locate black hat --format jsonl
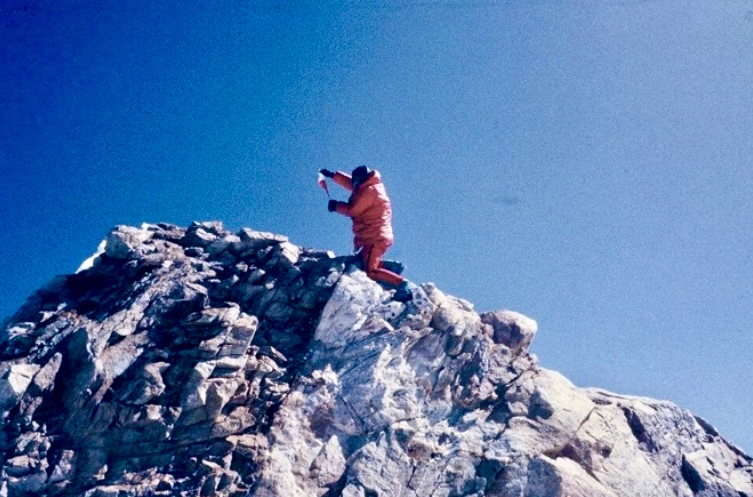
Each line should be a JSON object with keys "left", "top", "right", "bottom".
{"left": 352, "top": 165, "right": 371, "bottom": 181}
{"left": 351, "top": 165, "right": 372, "bottom": 188}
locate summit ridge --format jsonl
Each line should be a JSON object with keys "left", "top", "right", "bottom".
{"left": 1, "top": 222, "right": 751, "bottom": 496}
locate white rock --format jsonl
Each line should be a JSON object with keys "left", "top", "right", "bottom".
{"left": 0, "top": 364, "right": 40, "bottom": 410}
{"left": 104, "top": 225, "right": 153, "bottom": 259}
{"left": 315, "top": 271, "right": 393, "bottom": 349}
{"left": 76, "top": 239, "right": 107, "bottom": 273}
{"left": 310, "top": 435, "right": 347, "bottom": 487}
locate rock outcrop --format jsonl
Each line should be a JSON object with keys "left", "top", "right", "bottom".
{"left": 1, "top": 222, "right": 751, "bottom": 497}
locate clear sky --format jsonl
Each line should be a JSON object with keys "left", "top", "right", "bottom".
{"left": 2, "top": 0, "right": 752, "bottom": 452}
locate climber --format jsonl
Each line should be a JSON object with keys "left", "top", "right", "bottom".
{"left": 320, "top": 165, "right": 415, "bottom": 301}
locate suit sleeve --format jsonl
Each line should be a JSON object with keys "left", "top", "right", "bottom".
{"left": 332, "top": 171, "right": 353, "bottom": 191}
{"left": 335, "top": 189, "right": 373, "bottom": 218}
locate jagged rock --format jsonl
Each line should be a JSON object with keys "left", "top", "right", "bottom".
{"left": 0, "top": 364, "right": 39, "bottom": 411}
{"left": 104, "top": 225, "right": 155, "bottom": 259}
{"left": 480, "top": 309, "right": 537, "bottom": 355}
{"left": 1, "top": 222, "right": 751, "bottom": 497}
{"left": 181, "top": 227, "right": 218, "bottom": 249}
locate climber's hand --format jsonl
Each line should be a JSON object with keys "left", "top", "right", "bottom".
{"left": 328, "top": 200, "right": 339, "bottom": 212}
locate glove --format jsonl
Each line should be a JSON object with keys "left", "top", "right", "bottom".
{"left": 319, "top": 168, "right": 335, "bottom": 178}
{"left": 328, "top": 200, "right": 339, "bottom": 212}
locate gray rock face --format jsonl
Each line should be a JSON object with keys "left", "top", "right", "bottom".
{"left": 1, "top": 222, "right": 751, "bottom": 497}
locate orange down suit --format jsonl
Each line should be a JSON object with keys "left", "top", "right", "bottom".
{"left": 332, "top": 170, "right": 404, "bottom": 287}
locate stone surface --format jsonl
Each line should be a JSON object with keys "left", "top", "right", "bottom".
{"left": 1, "top": 222, "right": 750, "bottom": 497}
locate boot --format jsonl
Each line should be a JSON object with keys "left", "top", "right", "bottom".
{"left": 393, "top": 280, "right": 417, "bottom": 302}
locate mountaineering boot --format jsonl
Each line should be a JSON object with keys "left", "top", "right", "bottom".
{"left": 350, "top": 252, "right": 405, "bottom": 276}
{"left": 382, "top": 259, "right": 406, "bottom": 275}
{"left": 394, "top": 280, "right": 417, "bottom": 302}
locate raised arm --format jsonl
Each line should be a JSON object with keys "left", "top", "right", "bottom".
{"left": 332, "top": 171, "right": 354, "bottom": 191}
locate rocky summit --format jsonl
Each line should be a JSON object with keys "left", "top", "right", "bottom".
{"left": 1, "top": 222, "right": 751, "bottom": 497}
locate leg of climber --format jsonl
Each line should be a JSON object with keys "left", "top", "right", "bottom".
{"left": 361, "top": 242, "right": 403, "bottom": 287}
{"left": 361, "top": 243, "right": 416, "bottom": 302}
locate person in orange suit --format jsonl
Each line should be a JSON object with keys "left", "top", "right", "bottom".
{"left": 320, "top": 165, "right": 414, "bottom": 301}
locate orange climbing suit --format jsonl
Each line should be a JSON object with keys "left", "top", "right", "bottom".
{"left": 332, "top": 170, "right": 404, "bottom": 287}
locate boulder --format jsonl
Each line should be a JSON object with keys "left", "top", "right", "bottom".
{"left": 480, "top": 309, "right": 538, "bottom": 354}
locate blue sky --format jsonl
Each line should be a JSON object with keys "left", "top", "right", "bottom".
{"left": 2, "top": 1, "right": 752, "bottom": 452}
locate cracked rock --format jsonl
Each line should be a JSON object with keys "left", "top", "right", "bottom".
{"left": 0, "top": 222, "right": 750, "bottom": 497}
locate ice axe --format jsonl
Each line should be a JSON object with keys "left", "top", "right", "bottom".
{"left": 317, "top": 171, "right": 331, "bottom": 199}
